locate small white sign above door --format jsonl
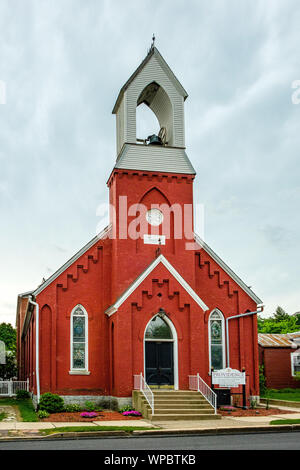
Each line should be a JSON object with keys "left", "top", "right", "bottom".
{"left": 144, "top": 234, "right": 166, "bottom": 245}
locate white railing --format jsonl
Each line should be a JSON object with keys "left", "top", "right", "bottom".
{"left": 133, "top": 373, "right": 154, "bottom": 415}
{"left": 189, "top": 373, "right": 217, "bottom": 414}
{"left": 0, "top": 379, "right": 29, "bottom": 397}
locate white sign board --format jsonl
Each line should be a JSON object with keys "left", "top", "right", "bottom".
{"left": 212, "top": 368, "right": 245, "bottom": 388}
{"left": 143, "top": 234, "right": 166, "bottom": 245}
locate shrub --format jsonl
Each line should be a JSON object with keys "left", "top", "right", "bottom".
{"left": 37, "top": 410, "right": 49, "bottom": 419}
{"left": 64, "top": 403, "right": 82, "bottom": 413}
{"left": 39, "top": 393, "right": 64, "bottom": 413}
{"left": 119, "top": 404, "right": 134, "bottom": 413}
{"left": 84, "top": 401, "right": 103, "bottom": 412}
{"left": 16, "top": 389, "right": 30, "bottom": 400}
{"left": 250, "top": 398, "right": 257, "bottom": 409}
{"left": 110, "top": 398, "right": 119, "bottom": 411}
{"left": 84, "top": 401, "right": 96, "bottom": 412}
{"left": 259, "top": 365, "right": 267, "bottom": 396}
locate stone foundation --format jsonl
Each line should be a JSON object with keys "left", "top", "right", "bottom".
{"left": 32, "top": 393, "right": 132, "bottom": 410}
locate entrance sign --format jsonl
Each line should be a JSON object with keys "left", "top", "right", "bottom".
{"left": 212, "top": 368, "right": 245, "bottom": 388}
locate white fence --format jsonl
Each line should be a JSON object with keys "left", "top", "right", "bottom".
{"left": 189, "top": 373, "right": 217, "bottom": 414}
{"left": 0, "top": 379, "right": 29, "bottom": 397}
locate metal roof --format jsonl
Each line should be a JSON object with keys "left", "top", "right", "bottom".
{"left": 115, "top": 143, "right": 196, "bottom": 175}
{"left": 112, "top": 46, "right": 188, "bottom": 114}
{"left": 258, "top": 332, "right": 300, "bottom": 348}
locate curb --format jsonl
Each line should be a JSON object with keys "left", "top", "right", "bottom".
{"left": 1, "top": 424, "right": 300, "bottom": 441}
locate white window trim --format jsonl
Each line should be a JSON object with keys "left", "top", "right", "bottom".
{"left": 291, "top": 350, "right": 300, "bottom": 377}
{"left": 208, "top": 308, "right": 226, "bottom": 372}
{"left": 69, "top": 304, "right": 89, "bottom": 375}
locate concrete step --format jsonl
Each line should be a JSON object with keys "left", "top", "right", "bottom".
{"left": 150, "top": 413, "right": 221, "bottom": 421}
{"left": 153, "top": 408, "right": 215, "bottom": 415}
{"left": 155, "top": 404, "right": 212, "bottom": 410}
{"left": 133, "top": 390, "right": 218, "bottom": 421}
{"left": 154, "top": 398, "right": 208, "bottom": 405}
{"left": 152, "top": 390, "right": 201, "bottom": 397}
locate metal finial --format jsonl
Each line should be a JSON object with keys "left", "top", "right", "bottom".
{"left": 151, "top": 34, "right": 155, "bottom": 49}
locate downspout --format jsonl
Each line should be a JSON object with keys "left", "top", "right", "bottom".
{"left": 226, "top": 306, "right": 264, "bottom": 368}
{"left": 28, "top": 296, "right": 40, "bottom": 405}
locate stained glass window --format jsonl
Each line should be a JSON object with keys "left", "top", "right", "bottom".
{"left": 71, "top": 306, "right": 87, "bottom": 370}
{"left": 210, "top": 310, "right": 224, "bottom": 370}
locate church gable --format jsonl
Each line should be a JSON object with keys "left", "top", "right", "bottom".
{"left": 105, "top": 254, "right": 208, "bottom": 316}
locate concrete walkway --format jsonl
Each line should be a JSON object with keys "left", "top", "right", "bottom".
{"left": 0, "top": 405, "right": 300, "bottom": 439}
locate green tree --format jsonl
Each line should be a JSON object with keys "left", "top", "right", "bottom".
{"left": 258, "top": 306, "right": 300, "bottom": 334}
{"left": 273, "top": 306, "right": 289, "bottom": 322}
{"left": 0, "top": 323, "right": 17, "bottom": 379}
{"left": 0, "top": 323, "right": 16, "bottom": 353}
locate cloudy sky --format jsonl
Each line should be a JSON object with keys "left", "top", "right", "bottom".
{"left": 0, "top": 0, "right": 299, "bottom": 325}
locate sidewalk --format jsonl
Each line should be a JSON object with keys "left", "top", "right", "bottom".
{"left": 0, "top": 405, "right": 300, "bottom": 440}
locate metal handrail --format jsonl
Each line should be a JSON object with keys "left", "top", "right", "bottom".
{"left": 134, "top": 373, "right": 154, "bottom": 415}
{"left": 189, "top": 374, "right": 217, "bottom": 414}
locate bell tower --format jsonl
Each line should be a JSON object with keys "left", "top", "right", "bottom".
{"left": 112, "top": 45, "right": 195, "bottom": 174}
{"left": 108, "top": 45, "right": 197, "bottom": 301}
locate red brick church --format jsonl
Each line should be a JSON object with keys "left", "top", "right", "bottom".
{"left": 16, "top": 45, "right": 263, "bottom": 409}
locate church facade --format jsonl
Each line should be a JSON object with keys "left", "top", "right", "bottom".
{"left": 16, "top": 46, "right": 263, "bottom": 407}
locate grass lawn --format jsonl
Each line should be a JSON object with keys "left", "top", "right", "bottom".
{"left": 270, "top": 419, "right": 300, "bottom": 425}
{"left": 0, "top": 412, "right": 7, "bottom": 421}
{"left": 40, "top": 425, "right": 154, "bottom": 436}
{"left": 0, "top": 398, "right": 38, "bottom": 422}
{"left": 262, "top": 388, "right": 300, "bottom": 402}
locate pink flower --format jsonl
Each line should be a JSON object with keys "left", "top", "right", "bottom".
{"left": 80, "top": 412, "right": 98, "bottom": 418}
{"left": 122, "top": 410, "right": 142, "bottom": 416}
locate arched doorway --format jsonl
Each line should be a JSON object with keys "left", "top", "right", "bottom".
{"left": 144, "top": 314, "right": 178, "bottom": 389}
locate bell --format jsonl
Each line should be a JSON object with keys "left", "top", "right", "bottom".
{"left": 147, "top": 134, "right": 162, "bottom": 145}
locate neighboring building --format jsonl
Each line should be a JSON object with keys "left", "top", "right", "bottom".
{"left": 258, "top": 332, "right": 300, "bottom": 389}
{"left": 16, "top": 45, "right": 263, "bottom": 408}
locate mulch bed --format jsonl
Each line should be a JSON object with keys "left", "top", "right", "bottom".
{"left": 218, "top": 407, "right": 298, "bottom": 417}
{"left": 41, "top": 411, "right": 142, "bottom": 422}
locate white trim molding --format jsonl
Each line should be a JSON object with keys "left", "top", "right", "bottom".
{"left": 30, "top": 225, "right": 111, "bottom": 297}
{"left": 291, "top": 350, "right": 300, "bottom": 377}
{"left": 194, "top": 233, "right": 263, "bottom": 305}
{"left": 105, "top": 254, "right": 209, "bottom": 316}
{"left": 70, "top": 304, "right": 89, "bottom": 374}
{"left": 144, "top": 313, "right": 179, "bottom": 390}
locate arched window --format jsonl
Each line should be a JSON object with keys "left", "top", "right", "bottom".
{"left": 209, "top": 309, "right": 225, "bottom": 371}
{"left": 70, "top": 305, "right": 88, "bottom": 371}
{"left": 145, "top": 315, "right": 173, "bottom": 340}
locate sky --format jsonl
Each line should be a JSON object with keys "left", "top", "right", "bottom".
{"left": 0, "top": 0, "right": 299, "bottom": 325}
